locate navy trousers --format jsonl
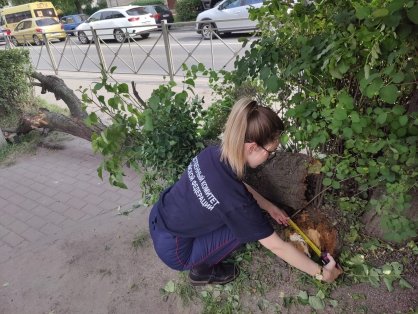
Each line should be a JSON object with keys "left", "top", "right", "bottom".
{"left": 149, "top": 204, "right": 242, "bottom": 271}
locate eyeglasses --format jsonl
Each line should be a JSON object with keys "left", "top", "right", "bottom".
{"left": 260, "top": 145, "right": 277, "bottom": 159}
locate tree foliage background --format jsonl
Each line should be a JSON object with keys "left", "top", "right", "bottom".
{"left": 233, "top": 0, "right": 418, "bottom": 242}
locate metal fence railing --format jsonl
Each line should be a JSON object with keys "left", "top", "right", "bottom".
{"left": 2, "top": 19, "right": 258, "bottom": 80}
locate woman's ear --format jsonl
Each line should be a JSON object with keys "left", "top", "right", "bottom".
{"left": 244, "top": 142, "right": 258, "bottom": 154}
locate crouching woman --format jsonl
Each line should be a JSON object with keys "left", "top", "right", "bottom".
{"left": 149, "top": 97, "right": 342, "bottom": 285}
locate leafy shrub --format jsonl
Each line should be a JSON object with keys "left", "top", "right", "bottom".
{"left": 175, "top": 0, "right": 203, "bottom": 21}
{"left": 83, "top": 67, "right": 205, "bottom": 204}
{"left": 0, "top": 49, "right": 31, "bottom": 114}
{"left": 232, "top": 0, "right": 418, "bottom": 242}
{"left": 130, "top": 0, "right": 165, "bottom": 6}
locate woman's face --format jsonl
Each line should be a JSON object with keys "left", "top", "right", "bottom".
{"left": 245, "top": 139, "right": 279, "bottom": 168}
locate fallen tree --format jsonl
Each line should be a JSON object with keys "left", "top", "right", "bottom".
{"left": 7, "top": 72, "right": 104, "bottom": 141}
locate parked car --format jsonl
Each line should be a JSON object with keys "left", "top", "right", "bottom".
{"left": 60, "top": 14, "right": 88, "bottom": 35}
{"left": 196, "top": 0, "right": 264, "bottom": 39}
{"left": 142, "top": 4, "right": 174, "bottom": 28}
{"left": 9, "top": 17, "right": 66, "bottom": 46}
{"left": 0, "top": 26, "right": 10, "bottom": 45}
{"left": 75, "top": 6, "right": 157, "bottom": 44}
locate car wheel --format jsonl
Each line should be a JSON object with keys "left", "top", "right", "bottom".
{"left": 33, "top": 35, "right": 43, "bottom": 46}
{"left": 200, "top": 22, "right": 217, "bottom": 40}
{"left": 114, "top": 29, "right": 126, "bottom": 43}
{"left": 10, "top": 36, "right": 19, "bottom": 46}
{"left": 140, "top": 33, "right": 150, "bottom": 39}
{"left": 78, "top": 31, "right": 89, "bottom": 44}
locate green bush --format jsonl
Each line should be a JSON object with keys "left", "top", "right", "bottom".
{"left": 0, "top": 49, "right": 31, "bottom": 114}
{"left": 130, "top": 0, "right": 165, "bottom": 6}
{"left": 83, "top": 68, "right": 205, "bottom": 204}
{"left": 232, "top": 0, "right": 418, "bottom": 242}
{"left": 175, "top": 0, "right": 203, "bottom": 21}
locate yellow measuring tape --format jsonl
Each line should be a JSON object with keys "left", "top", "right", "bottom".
{"left": 287, "top": 218, "right": 321, "bottom": 257}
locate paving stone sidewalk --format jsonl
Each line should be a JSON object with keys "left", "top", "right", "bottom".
{"left": 0, "top": 136, "right": 141, "bottom": 264}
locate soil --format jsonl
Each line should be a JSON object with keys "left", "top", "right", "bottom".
{"left": 0, "top": 142, "right": 417, "bottom": 314}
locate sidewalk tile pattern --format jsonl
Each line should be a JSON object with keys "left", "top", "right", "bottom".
{"left": 0, "top": 137, "right": 141, "bottom": 264}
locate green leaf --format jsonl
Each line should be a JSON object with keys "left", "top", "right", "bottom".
{"left": 377, "top": 112, "right": 388, "bottom": 124}
{"left": 383, "top": 277, "right": 394, "bottom": 292}
{"left": 197, "top": 63, "right": 205, "bottom": 72}
{"left": 382, "top": 264, "right": 392, "bottom": 275}
{"left": 329, "top": 63, "right": 343, "bottom": 79}
{"left": 329, "top": 299, "right": 339, "bottom": 307}
{"left": 97, "top": 166, "right": 103, "bottom": 180}
{"left": 366, "top": 78, "right": 384, "bottom": 98}
{"left": 398, "top": 115, "right": 408, "bottom": 126}
{"left": 316, "top": 290, "right": 326, "bottom": 299}
{"left": 118, "top": 83, "right": 129, "bottom": 94}
{"left": 297, "top": 290, "right": 309, "bottom": 304}
{"left": 364, "top": 64, "right": 370, "bottom": 80}
{"left": 380, "top": 85, "right": 399, "bottom": 104}
{"left": 332, "top": 180, "right": 341, "bottom": 189}
{"left": 391, "top": 262, "right": 403, "bottom": 276}
{"left": 338, "top": 93, "right": 354, "bottom": 109}
{"left": 260, "top": 66, "right": 271, "bottom": 81}
{"left": 391, "top": 72, "right": 404, "bottom": 84}
{"left": 184, "top": 78, "right": 195, "bottom": 87}
{"left": 266, "top": 76, "right": 281, "bottom": 93}
{"left": 94, "top": 83, "right": 103, "bottom": 91}
{"left": 164, "top": 280, "right": 175, "bottom": 293}
{"left": 309, "top": 296, "right": 325, "bottom": 310}
{"left": 323, "top": 178, "right": 332, "bottom": 186}
{"left": 352, "top": 122, "right": 363, "bottom": 134}
{"left": 354, "top": 4, "right": 371, "bottom": 19}
{"left": 407, "top": 4, "right": 418, "bottom": 24}
{"left": 351, "top": 112, "right": 360, "bottom": 123}
{"left": 143, "top": 110, "right": 154, "bottom": 132}
{"left": 399, "top": 278, "right": 413, "bottom": 289}
{"left": 334, "top": 107, "right": 347, "bottom": 120}
{"left": 372, "top": 8, "right": 389, "bottom": 18}
{"left": 369, "top": 269, "right": 380, "bottom": 287}
{"left": 337, "top": 62, "right": 350, "bottom": 74}
{"left": 343, "top": 127, "right": 353, "bottom": 138}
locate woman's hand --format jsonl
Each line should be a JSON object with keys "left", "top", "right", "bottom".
{"left": 322, "top": 254, "right": 343, "bottom": 283}
{"left": 268, "top": 205, "right": 289, "bottom": 226}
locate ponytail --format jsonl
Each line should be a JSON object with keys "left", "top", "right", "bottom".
{"left": 221, "top": 98, "right": 284, "bottom": 179}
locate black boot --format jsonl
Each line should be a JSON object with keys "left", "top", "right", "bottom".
{"left": 189, "top": 263, "right": 239, "bottom": 286}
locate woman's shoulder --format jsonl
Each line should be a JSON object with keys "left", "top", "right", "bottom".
{"left": 199, "top": 145, "right": 221, "bottom": 158}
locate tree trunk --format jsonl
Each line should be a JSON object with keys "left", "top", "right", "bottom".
{"left": 245, "top": 152, "right": 341, "bottom": 257}
{"left": 245, "top": 151, "right": 314, "bottom": 214}
{"left": 10, "top": 72, "right": 105, "bottom": 141}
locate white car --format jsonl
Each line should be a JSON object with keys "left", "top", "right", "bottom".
{"left": 196, "top": 0, "right": 264, "bottom": 39}
{"left": 76, "top": 6, "right": 157, "bottom": 44}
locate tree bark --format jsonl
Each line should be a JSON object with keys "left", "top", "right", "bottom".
{"left": 31, "top": 72, "right": 87, "bottom": 119}
{"left": 10, "top": 72, "right": 105, "bottom": 141}
{"left": 245, "top": 151, "right": 314, "bottom": 214}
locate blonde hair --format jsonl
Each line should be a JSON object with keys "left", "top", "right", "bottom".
{"left": 221, "top": 97, "right": 284, "bottom": 179}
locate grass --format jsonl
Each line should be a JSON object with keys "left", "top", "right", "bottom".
{"left": 0, "top": 97, "right": 72, "bottom": 167}
{"left": 160, "top": 242, "right": 297, "bottom": 313}
{"left": 0, "top": 132, "right": 41, "bottom": 167}
{"left": 132, "top": 231, "right": 150, "bottom": 249}
{"left": 34, "top": 96, "right": 70, "bottom": 116}
{"left": 157, "top": 218, "right": 418, "bottom": 314}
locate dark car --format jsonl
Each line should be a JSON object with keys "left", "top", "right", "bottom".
{"left": 142, "top": 5, "right": 174, "bottom": 28}
{"left": 60, "top": 14, "right": 88, "bottom": 34}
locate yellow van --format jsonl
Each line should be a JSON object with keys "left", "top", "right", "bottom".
{"left": 0, "top": 2, "right": 58, "bottom": 31}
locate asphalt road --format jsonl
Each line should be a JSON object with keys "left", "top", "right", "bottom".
{"left": 21, "top": 28, "right": 257, "bottom": 77}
